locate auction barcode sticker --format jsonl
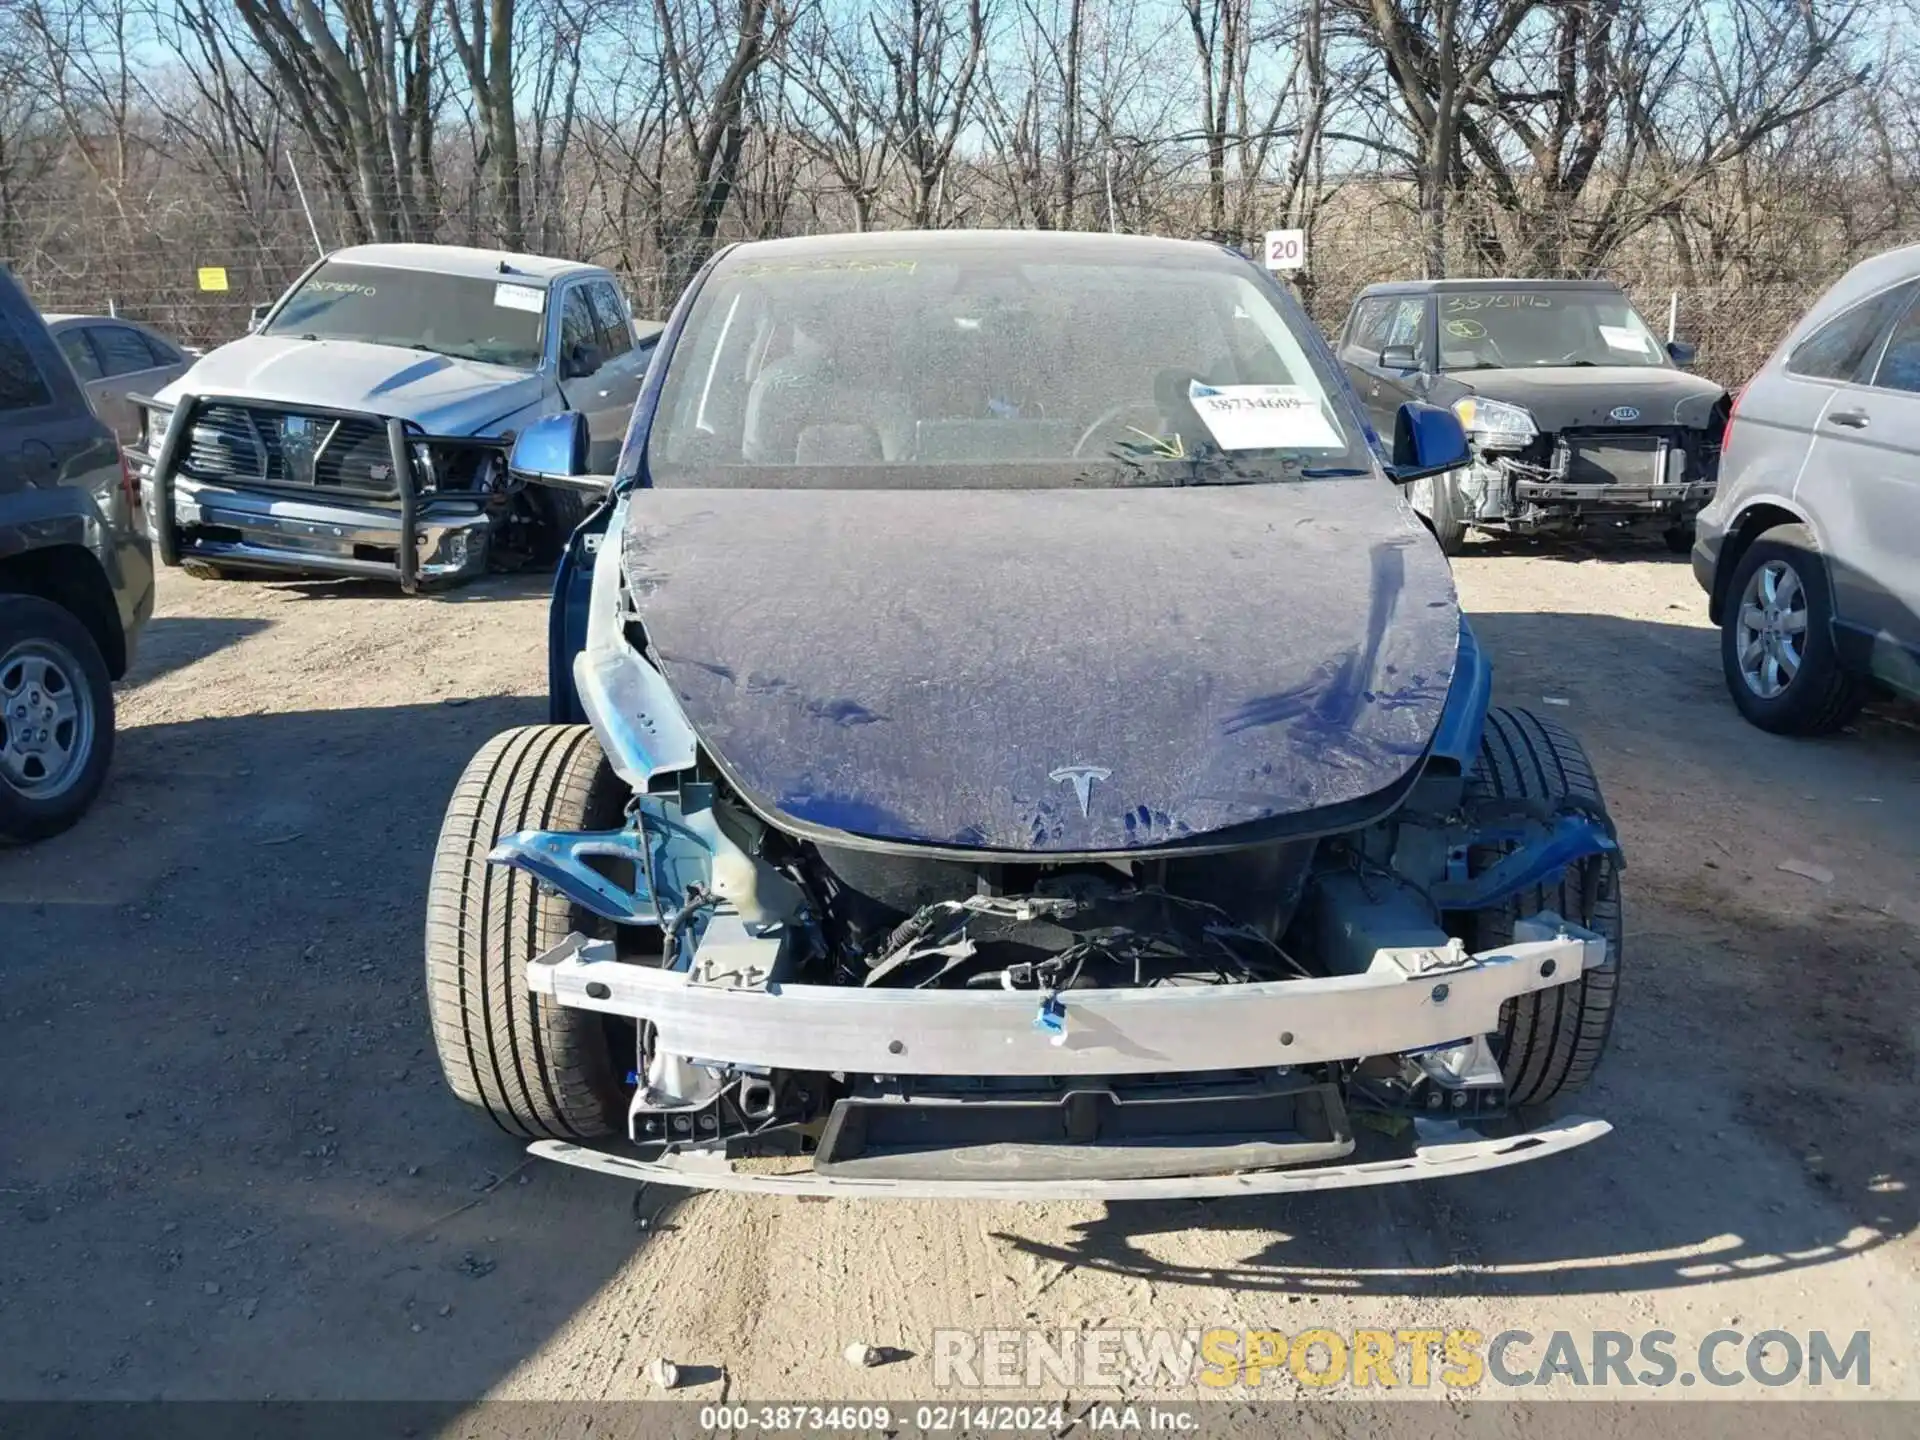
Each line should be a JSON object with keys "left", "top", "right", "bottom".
{"left": 1188, "top": 381, "right": 1342, "bottom": 450}
{"left": 494, "top": 282, "right": 545, "bottom": 313}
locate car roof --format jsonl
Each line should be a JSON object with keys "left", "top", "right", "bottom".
{"left": 324, "top": 243, "right": 602, "bottom": 285}
{"left": 718, "top": 228, "right": 1239, "bottom": 267}
{"left": 42, "top": 313, "right": 160, "bottom": 329}
{"left": 1791, "top": 242, "right": 1920, "bottom": 334}
{"left": 1356, "top": 277, "right": 1628, "bottom": 299}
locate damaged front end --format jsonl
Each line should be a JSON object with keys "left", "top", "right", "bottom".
{"left": 1443, "top": 393, "right": 1727, "bottom": 539}
{"left": 131, "top": 397, "right": 568, "bottom": 591}
{"left": 489, "top": 500, "right": 1622, "bottom": 1198}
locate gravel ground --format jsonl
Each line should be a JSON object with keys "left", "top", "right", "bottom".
{"left": 2, "top": 541, "right": 1917, "bottom": 1413}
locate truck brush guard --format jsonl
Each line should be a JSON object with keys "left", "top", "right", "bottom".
{"left": 128, "top": 392, "right": 511, "bottom": 593}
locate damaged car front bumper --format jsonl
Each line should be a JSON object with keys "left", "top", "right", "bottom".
{"left": 129, "top": 394, "right": 504, "bottom": 591}
{"left": 1457, "top": 430, "right": 1717, "bottom": 533}
{"left": 517, "top": 915, "right": 1610, "bottom": 1198}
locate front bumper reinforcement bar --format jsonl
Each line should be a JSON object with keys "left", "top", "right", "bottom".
{"left": 527, "top": 1116, "right": 1611, "bottom": 1199}
{"left": 526, "top": 915, "right": 1607, "bottom": 1078}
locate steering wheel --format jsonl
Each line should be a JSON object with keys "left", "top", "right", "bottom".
{"left": 1072, "top": 400, "right": 1168, "bottom": 459}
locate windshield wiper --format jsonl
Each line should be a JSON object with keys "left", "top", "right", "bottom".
{"left": 1299, "top": 466, "right": 1373, "bottom": 477}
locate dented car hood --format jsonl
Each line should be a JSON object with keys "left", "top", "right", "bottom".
{"left": 621, "top": 481, "right": 1460, "bottom": 853}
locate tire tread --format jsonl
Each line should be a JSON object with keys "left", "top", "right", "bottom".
{"left": 1469, "top": 706, "right": 1623, "bottom": 1106}
{"left": 424, "top": 724, "right": 625, "bottom": 1138}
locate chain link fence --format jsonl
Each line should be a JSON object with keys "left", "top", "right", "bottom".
{"left": 3, "top": 175, "right": 1839, "bottom": 390}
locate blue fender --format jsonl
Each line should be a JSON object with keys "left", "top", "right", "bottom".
{"left": 547, "top": 504, "right": 610, "bottom": 724}
{"left": 1427, "top": 618, "right": 1492, "bottom": 774}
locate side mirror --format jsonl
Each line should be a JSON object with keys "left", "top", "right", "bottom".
{"left": 561, "top": 342, "right": 603, "bottom": 380}
{"left": 1387, "top": 401, "right": 1470, "bottom": 483}
{"left": 1378, "top": 342, "right": 1420, "bottom": 372}
{"left": 1666, "top": 340, "right": 1697, "bottom": 368}
{"left": 247, "top": 302, "right": 272, "bottom": 334}
{"left": 508, "top": 412, "right": 612, "bottom": 494}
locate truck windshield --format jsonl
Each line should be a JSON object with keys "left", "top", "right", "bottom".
{"left": 643, "top": 237, "right": 1371, "bottom": 490}
{"left": 1437, "top": 290, "right": 1667, "bottom": 371}
{"left": 263, "top": 262, "right": 546, "bottom": 369}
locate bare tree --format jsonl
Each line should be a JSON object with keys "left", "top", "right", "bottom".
{"left": 654, "top": 0, "right": 790, "bottom": 294}
{"left": 1342, "top": 0, "right": 1539, "bottom": 275}
{"left": 784, "top": 3, "right": 896, "bottom": 229}
{"left": 445, "top": 0, "right": 522, "bottom": 247}
{"left": 227, "top": 0, "right": 442, "bottom": 242}
{"left": 871, "top": 0, "right": 989, "bottom": 227}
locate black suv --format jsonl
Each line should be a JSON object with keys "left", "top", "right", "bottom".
{"left": 0, "top": 266, "right": 154, "bottom": 843}
{"left": 1336, "top": 279, "right": 1729, "bottom": 553}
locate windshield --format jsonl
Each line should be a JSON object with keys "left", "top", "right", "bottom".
{"left": 263, "top": 261, "right": 546, "bottom": 369}
{"left": 1437, "top": 290, "right": 1667, "bottom": 371}
{"left": 642, "top": 240, "right": 1370, "bottom": 489}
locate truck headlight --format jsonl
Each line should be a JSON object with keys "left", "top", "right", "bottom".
{"left": 1451, "top": 397, "right": 1537, "bottom": 450}
{"left": 142, "top": 404, "right": 174, "bottom": 456}
{"left": 411, "top": 442, "right": 438, "bottom": 489}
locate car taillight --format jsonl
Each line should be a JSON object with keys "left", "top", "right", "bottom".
{"left": 1720, "top": 384, "right": 1745, "bottom": 452}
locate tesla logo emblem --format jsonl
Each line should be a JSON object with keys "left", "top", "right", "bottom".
{"left": 1608, "top": 406, "right": 1640, "bottom": 422}
{"left": 1049, "top": 765, "right": 1111, "bottom": 817}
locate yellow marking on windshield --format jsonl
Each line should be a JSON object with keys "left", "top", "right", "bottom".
{"left": 1125, "top": 426, "right": 1185, "bottom": 459}
{"left": 735, "top": 258, "right": 920, "bottom": 278}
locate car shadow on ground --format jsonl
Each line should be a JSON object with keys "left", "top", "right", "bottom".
{"left": 272, "top": 571, "right": 557, "bottom": 604}
{"left": 992, "top": 900, "right": 1915, "bottom": 1299}
{"left": 0, "top": 696, "right": 667, "bottom": 1400}
{"left": 1458, "top": 531, "right": 1692, "bottom": 564}
{"left": 123, "top": 616, "right": 272, "bottom": 685}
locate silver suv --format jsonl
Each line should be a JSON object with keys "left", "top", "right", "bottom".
{"left": 1693, "top": 244, "right": 1920, "bottom": 733}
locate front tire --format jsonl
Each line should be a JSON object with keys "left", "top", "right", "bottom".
{"left": 0, "top": 595, "right": 116, "bottom": 846}
{"left": 424, "top": 724, "right": 629, "bottom": 1138}
{"left": 534, "top": 488, "right": 592, "bottom": 565}
{"left": 1719, "top": 524, "right": 1864, "bottom": 736}
{"left": 1466, "top": 707, "right": 1624, "bottom": 1106}
{"left": 1414, "top": 472, "right": 1470, "bottom": 555}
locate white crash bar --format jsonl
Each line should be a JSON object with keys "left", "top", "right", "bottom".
{"left": 526, "top": 917, "right": 1606, "bottom": 1077}
{"left": 529, "top": 1117, "right": 1612, "bottom": 1200}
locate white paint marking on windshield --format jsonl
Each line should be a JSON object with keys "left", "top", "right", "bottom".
{"left": 696, "top": 292, "right": 743, "bottom": 435}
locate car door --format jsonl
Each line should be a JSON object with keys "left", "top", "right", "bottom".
{"left": 80, "top": 323, "right": 188, "bottom": 446}
{"left": 55, "top": 325, "right": 107, "bottom": 408}
{"left": 1338, "top": 294, "right": 1427, "bottom": 436}
{"left": 554, "top": 281, "right": 623, "bottom": 471}
{"left": 583, "top": 279, "right": 648, "bottom": 463}
{"left": 1798, "top": 282, "right": 1920, "bottom": 672}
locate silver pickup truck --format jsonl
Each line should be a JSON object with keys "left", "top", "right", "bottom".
{"left": 130, "top": 243, "right": 656, "bottom": 590}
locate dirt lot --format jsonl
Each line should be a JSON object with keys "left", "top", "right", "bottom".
{"left": 3, "top": 541, "right": 1918, "bottom": 1412}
